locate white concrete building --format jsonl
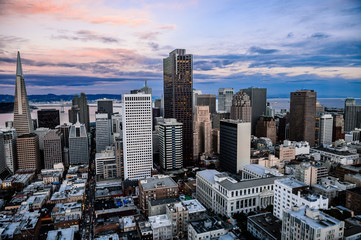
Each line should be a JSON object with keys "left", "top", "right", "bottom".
{"left": 148, "top": 214, "right": 172, "bottom": 240}
{"left": 196, "top": 170, "right": 280, "bottom": 216}
{"left": 188, "top": 216, "right": 230, "bottom": 240}
{"left": 282, "top": 206, "right": 344, "bottom": 240}
{"left": 96, "top": 113, "right": 111, "bottom": 153}
{"left": 310, "top": 147, "right": 358, "bottom": 165}
{"left": 95, "top": 146, "right": 120, "bottom": 180}
{"left": 122, "top": 93, "right": 153, "bottom": 180}
{"left": 319, "top": 114, "right": 333, "bottom": 145}
{"left": 274, "top": 177, "right": 329, "bottom": 220}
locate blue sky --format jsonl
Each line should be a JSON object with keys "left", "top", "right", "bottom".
{"left": 0, "top": 0, "right": 360, "bottom": 98}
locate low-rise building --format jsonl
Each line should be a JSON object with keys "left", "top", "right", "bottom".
{"left": 282, "top": 206, "right": 344, "bottom": 240}
{"left": 242, "top": 164, "right": 283, "bottom": 180}
{"left": 148, "top": 214, "right": 172, "bottom": 240}
{"left": 346, "top": 187, "right": 361, "bottom": 215}
{"left": 247, "top": 212, "right": 282, "bottom": 240}
{"left": 137, "top": 221, "right": 153, "bottom": 240}
{"left": 188, "top": 216, "right": 231, "bottom": 240}
{"left": 196, "top": 170, "right": 280, "bottom": 216}
{"left": 311, "top": 147, "right": 359, "bottom": 165}
{"left": 51, "top": 202, "right": 82, "bottom": 221}
{"left": 294, "top": 163, "right": 328, "bottom": 186}
{"left": 47, "top": 228, "right": 75, "bottom": 240}
{"left": 121, "top": 216, "right": 136, "bottom": 232}
{"left": 344, "top": 174, "right": 361, "bottom": 187}
{"left": 148, "top": 198, "right": 180, "bottom": 216}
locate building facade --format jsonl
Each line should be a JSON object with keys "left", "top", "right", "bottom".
{"left": 344, "top": 98, "right": 361, "bottom": 132}
{"left": 220, "top": 120, "right": 251, "bottom": 173}
{"left": 242, "top": 87, "right": 267, "bottom": 134}
{"left": 122, "top": 93, "right": 153, "bottom": 180}
{"left": 1, "top": 128, "right": 17, "bottom": 173}
{"left": 163, "top": 49, "right": 193, "bottom": 167}
{"left": 96, "top": 113, "right": 111, "bottom": 153}
{"left": 255, "top": 116, "right": 277, "bottom": 144}
{"left": 158, "top": 118, "right": 183, "bottom": 171}
{"left": 68, "top": 93, "right": 90, "bottom": 132}
{"left": 230, "top": 90, "right": 252, "bottom": 122}
{"left": 43, "top": 130, "right": 63, "bottom": 169}
{"left": 97, "top": 99, "right": 113, "bottom": 119}
{"left": 319, "top": 114, "right": 333, "bottom": 145}
{"left": 37, "top": 109, "right": 60, "bottom": 129}
{"left": 69, "top": 121, "right": 88, "bottom": 165}
{"left": 193, "top": 106, "right": 212, "bottom": 162}
{"left": 218, "top": 88, "right": 234, "bottom": 113}
{"left": 13, "top": 52, "right": 33, "bottom": 136}
{"left": 95, "top": 146, "right": 121, "bottom": 180}
{"left": 289, "top": 90, "right": 317, "bottom": 146}
{"left": 197, "top": 94, "right": 216, "bottom": 114}
{"left": 16, "top": 133, "right": 41, "bottom": 170}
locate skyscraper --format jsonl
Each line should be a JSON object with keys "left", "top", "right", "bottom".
{"left": 97, "top": 99, "right": 113, "bottom": 119}
{"left": 159, "top": 119, "right": 183, "bottom": 171}
{"left": 163, "top": 49, "right": 193, "bottom": 167}
{"left": 332, "top": 114, "right": 344, "bottom": 142}
{"left": 16, "top": 133, "right": 41, "bottom": 170}
{"left": 255, "top": 116, "right": 277, "bottom": 144}
{"left": 242, "top": 87, "right": 267, "bottom": 134}
{"left": 37, "top": 109, "right": 60, "bottom": 129}
{"left": 193, "top": 106, "right": 212, "bottom": 162}
{"left": 96, "top": 113, "right": 111, "bottom": 153}
{"left": 1, "top": 128, "right": 17, "bottom": 174}
{"left": 122, "top": 93, "right": 153, "bottom": 180}
{"left": 218, "top": 88, "right": 234, "bottom": 113}
{"left": 344, "top": 98, "right": 361, "bottom": 132}
{"left": 289, "top": 90, "right": 317, "bottom": 146}
{"left": 0, "top": 131, "right": 7, "bottom": 175}
{"left": 319, "top": 114, "right": 333, "bottom": 145}
{"left": 197, "top": 94, "right": 217, "bottom": 114}
{"left": 69, "top": 119, "right": 88, "bottom": 165}
{"left": 43, "top": 130, "right": 63, "bottom": 169}
{"left": 230, "top": 90, "right": 252, "bottom": 122}
{"left": 69, "top": 93, "right": 90, "bottom": 131}
{"left": 13, "top": 52, "right": 33, "bottom": 136}
{"left": 220, "top": 120, "right": 251, "bottom": 173}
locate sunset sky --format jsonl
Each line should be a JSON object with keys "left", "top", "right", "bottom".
{"left": 0, "top": 0, "right": 360, "bottom": 97}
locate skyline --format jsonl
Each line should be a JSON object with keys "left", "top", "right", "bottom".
{"left": 0, "top": 0, "right": 360, "bottom": 97}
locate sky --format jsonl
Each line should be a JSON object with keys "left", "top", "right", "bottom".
{"left": 0, "top": 0, "right": 360, "bottom": 98}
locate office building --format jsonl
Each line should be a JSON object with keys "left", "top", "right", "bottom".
{"left": 332, "top": 113, "right": 345, "bottom": 142}
{"left": 37, "top": 109, "right": 60, "bottom": 129}
{"left": 230, "top": 90, "right": 252, "bottom": 122}
{"left": 196, "top": 170, "right": 280, "bottom": 216}
{"left": 319, "top": 114, "right": 333, "bottom": 145}
{"left": 69, "top": 120, "right": 88, "bottom": 165}
{"left": 97, "top": 99, "right": 113, "bottom": 119}
{"left": 193, "top": 90, "right": 202, "bottom": 112}
{"left": 282, "top": 206, "right": 344, "bottom": 240}
{"left": 122, "top": 93, "right": 153, "bottom": 180}
{"left": 158, "top": 118, "right": 183, "bottom": 171}
{"left": 197, "top": 94, "right": 216, "bottom": 114}
{"left": 56, "top": 124, "right": 70, "bottom": 148}
{"left": 163, "top": 49, "right": 193, "bottom": 167}
{"left": 218, "top": 88, "right": 234, "bottom": 113}
{"left": 96, "top": 113, "right": 111, "bottom": 153}
{"left": 220, "top": 120, "right": 251, "bottom": 173}
{"left": 16, "top": 133, "right": 41, "bottom": 170}
{"left": 255, "top": 116, "right": 277, "bottom": 144}
{"left": 289, "top": 90, "right": 317, "bottom": 146}
{"left": 294, "top": 163, "right": 328, "bottom": 186}
{"left": 273, "top": 178, "right": 328, "bottom": 220}
{"left": 242, "top": 87, "right": 267, "bottom": 134}
{"left": 344, "top": 98, "right": 361, "bottom": 132}
{"left": 139, "top": 175, "right": 178, "bottom": 214}
{"left": 114, "top": 137, "right": 124, "bottom": 180}
{"left": 13, "top": 52, "right": 33, "bottom": 136}
{"left": 68, "top": 93, "right": 90, "bottom": 132}
{"left": 141, "top": 80, "right": 152, "bottom": 95}
{"left": 0, "top": 131, "right": 7, "bottom": 175}
{"left": 95, "top": 146, "right": 121, "bottom": 180}
{"left": 1, "top": 128, "right": 17, "bottom": 173}
{"left": 193, "top": 106, "right": 212, "bottom": 162}
{"left": 34, "top": 127, "right": 50, "bottom": 151}
{"left": 43, "top": 130, "right": 63, "bottom": 169}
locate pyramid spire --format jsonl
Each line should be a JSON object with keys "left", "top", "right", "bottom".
{"left": 16, "top": 51, "right": 23, "bottom": 77}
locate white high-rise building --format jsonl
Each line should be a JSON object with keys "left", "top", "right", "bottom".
{"left": 0, "top": 128, "right": 17, "bottom": 174}
{"left": 69, "top": 119, "right": 88, "bottom": 165}
{"left": 96, "top": 113, "right": 111, "bottom": 152}
{"left": 122, "top": 93, "right": 153, "bottom": 180}
{"left": 320, "top": 114, "right": 333, "bottom": 145}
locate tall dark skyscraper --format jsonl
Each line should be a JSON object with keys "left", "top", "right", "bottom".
{"left": 13, "top": 52, "right": 33, "bottom": 136}
{"left": 344, "top": 98, "right": 361, "bottom": 132}
{"left": 97, "top": 99, "right": 113, "bottom": 119}
{"left": 163, "top": 49, "right": 193, "bottom": 167}
{"left": 289, "top": 90, "right": 317, "bottom": 146}
{"left": 37, "top": 109, "right": 60, "bottom": 129}
{"left": 197, "top": 94, "right": 217, "bottom": 114}
{"left": 69, "top": 93, "right": 90, "bottom": 131}
{"left": 242, "top": 87, "right": 267, "bottom": 134}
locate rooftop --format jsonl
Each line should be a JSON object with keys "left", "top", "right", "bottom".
{"left": 189, "top": 216, "right": 230, "bottom": 234}
{"left": 182, "top": 199, "right": 206, "bottom": 214}
{"left": 47, "top": 228, "right": 75, "bottom": 240}
{"left": 140, "top": 175, "right": 177, "bottom": 190}
{"left": 149, "top": 197, "right": 179, "bottom": 207}
{"left": 148, "top": 214, "right": 171, "bottom": 229}
{"left": 276, "top": 177, "right": 308, "bottom": 189}
{"left": 94, "top": 233, "right": 120, "bottom": 240}
{"left": 248, "top": 212, "right": 282, "bottom": 240}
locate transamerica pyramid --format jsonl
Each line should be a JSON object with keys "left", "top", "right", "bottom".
{"left": 13, "top": 51, "right": 33, "bottom": 136}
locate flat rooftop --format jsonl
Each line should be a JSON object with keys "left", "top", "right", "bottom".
{"left": 248, "top": 212, "right": 282, "bottom": 239}
{"left": 189, "top": 216, "right": 230, "bottom": 234}
{"left": 276, "top": 177, "right": 308, "bottom": 189}
{"left": 140, "top": 175, "right": 177, "bottom": 190}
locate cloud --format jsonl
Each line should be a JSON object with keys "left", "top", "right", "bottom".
{"left": 287, "top": 32, "right": 294, "bottom": 38}
{"left": 248, "top": 46, "right": 279, "bottom": 54}
{"left": 157, "top": 24, "right": 177, "bottom": 30}
{"left": 137, "top": 32, "right": 160, "bottom": 40}
{"left": 310, "top": 32, "right": 330, "bottom": 39}
{"left": 52, "top": 30, "right": 121, "bottom": 43}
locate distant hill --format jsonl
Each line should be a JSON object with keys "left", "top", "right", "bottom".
{"left": 0, "top": 94, "right": 123, "bottom": 103}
